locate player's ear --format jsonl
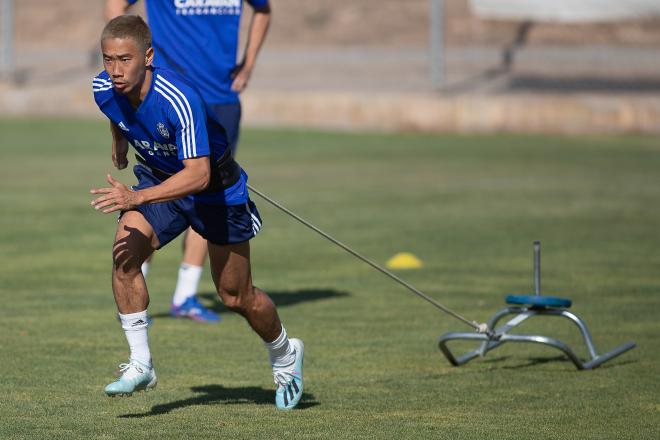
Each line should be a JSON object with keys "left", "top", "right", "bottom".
{"left": 145, "top": 47, "right": 154, "bottom": 67}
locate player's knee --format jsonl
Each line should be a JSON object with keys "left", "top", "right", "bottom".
{"left": 112, "top": 249, "right": 143, "bottom": 281}
{"left": 218, "top": 284, "right": 253, "bottom": 314}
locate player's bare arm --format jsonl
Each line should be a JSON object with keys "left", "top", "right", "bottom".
{"left": 110, "top": 122, "right": 129, "bottom": 169}
{"left": 104, "top": 0, "right": 130, "bottom": 21}
{"left": 90, "top": 156, "right": 211, "bottom": 213}
{"left": 231, "top": 4, "right": 271, "bottom": 93}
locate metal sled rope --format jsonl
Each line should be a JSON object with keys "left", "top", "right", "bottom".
{"left": 248, "top": 186, "right": 634, "bottom": 369}
{"left": 247, "top": 184, "right": 489, "bottom": 334}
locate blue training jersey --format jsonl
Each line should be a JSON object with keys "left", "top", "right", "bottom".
{"left": 127, "top": 0, "right": 269, "bottom": 105}
{"left": 93, "top": 67, "right": 248, "bottom": 206}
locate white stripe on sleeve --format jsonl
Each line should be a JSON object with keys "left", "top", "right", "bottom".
{"left": 156, "top": 74, "right": 197, "bottom": 157}
{"left": 154, "top": 85, "right": 191, "bottom": 158}
{"left": 155, "top": 78, "right": 193, "bottom": 158}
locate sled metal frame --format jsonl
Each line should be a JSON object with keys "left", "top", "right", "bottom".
{"left": 437, "top": 242, "right": 636, "bottom": 370}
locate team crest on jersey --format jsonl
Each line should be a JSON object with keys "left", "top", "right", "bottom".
{"left": 157, "top": 122, "right": 170, "bottom": 139}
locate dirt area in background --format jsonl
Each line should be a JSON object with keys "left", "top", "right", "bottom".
{"left": 13, "top": 0, "right": 660, "bottom": 51}
{"left": 5, "top": 1, "right": 659, "bottom": 132}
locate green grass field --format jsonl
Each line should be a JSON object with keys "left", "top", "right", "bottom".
{"left": 0, "top": 119, "right": 658, "bottom": 439}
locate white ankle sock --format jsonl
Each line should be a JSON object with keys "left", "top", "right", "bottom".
{"left": 265, "top": 326, "right": 294, "bottom": 367}
{"left": 119, "top": 310, "right": 151, "bottom": 367}
{"left": 141, "top": 261, "right": 150, "bottom": 278}
{"left": 172, "top": 263, "right": 203, "bottom": 306}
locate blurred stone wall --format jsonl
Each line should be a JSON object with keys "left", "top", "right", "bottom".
{"left": 3, "top": 0, "right": 660, "bottom": 134}
{"left": 13, "top": 0, "right": 660, "bottom": 51}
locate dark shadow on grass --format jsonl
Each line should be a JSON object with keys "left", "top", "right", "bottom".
{"left": 481, "top": 355, "right": 510, "bottom": 364}
{"left": 473, "top": 354, "right": 567, "bottom": 368}
{"left": 589, "top": 359, "right": 637, "bottom": 370}
{"left": 499, "top": 355, "right": 570, "bottom": 369}
{"left": 151, "top": 288, "right": 349, "bottom": 319}
{"left": 118, "top": 384, "right": 319, "bottom": 418}
{"left": 482, "top": 354, "right": 636, "bottom": 370}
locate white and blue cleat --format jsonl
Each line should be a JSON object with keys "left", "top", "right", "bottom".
{"left": 104, "top": 359, "right": 157, "bottom": 397}
{"left": 274, "top": 338, "right": 304, "bottom": 410}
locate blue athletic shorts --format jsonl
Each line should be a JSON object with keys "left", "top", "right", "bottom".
{"left": 129, "top": 164, "right": 262, "bottom": 248}
{"left": 207, "top": 102, "right": 241, "bottom": 154}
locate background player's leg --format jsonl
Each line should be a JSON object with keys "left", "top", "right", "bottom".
{"left": 182, "top": 227, "right": 208, "bottom": 266}
{"left": 170, "top": 227, "right": 218, "bottom": 322}
{"left": 169, "top": 102, "right": 242, "bottom": 322}
{"left": 141, "top": 254, "right": 153, "bottom": 278}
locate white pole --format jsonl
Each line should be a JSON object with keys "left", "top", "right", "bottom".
{"left": 0, "top": 0, "right": 13, "bottom": 80}
{"left": 430, "top": 0, "right": 444, "bottom": 90}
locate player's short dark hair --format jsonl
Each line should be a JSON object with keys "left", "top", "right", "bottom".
{"left": 101, "top": 15, "right": 152, "bottom": 53}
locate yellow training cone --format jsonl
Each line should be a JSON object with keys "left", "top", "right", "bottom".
{"left": 386, "top": 252, "right": 423, "bottom": 270}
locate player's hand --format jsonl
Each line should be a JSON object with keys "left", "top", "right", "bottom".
{"left": 231, "top": 64, "right": 252, "bottom": 93}
{"left": 90, "top": 174, "right": 142, "bottom": 214}
{"left": 112, "top": 137, "right": 129, "bottom": 170}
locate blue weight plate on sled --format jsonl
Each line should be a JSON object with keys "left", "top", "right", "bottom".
{"left": 505, "top": 295, "right": 572, "bottom": 308}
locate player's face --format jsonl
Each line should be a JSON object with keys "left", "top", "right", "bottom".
{"left": 101, "top": 37, "right": 152, "bottom": 96}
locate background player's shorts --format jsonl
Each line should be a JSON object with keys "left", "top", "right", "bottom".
{"left": 207, "top": 102, "right": 241, "bottom": 154}
{"left": 130, "top": 164, "right": 262, "bottom": 248}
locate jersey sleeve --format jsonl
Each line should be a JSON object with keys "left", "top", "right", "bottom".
{"left": 153, "top": 74, "right": 210, "bottom": 161}
{"left": 126, "top": 0, "right": 139, "bottom": 5}
{"left": 92, "top": 72, "right": 115, "bottom": 112}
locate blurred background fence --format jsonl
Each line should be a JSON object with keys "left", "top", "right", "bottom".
{"left": 1, "top": 0, "right": 660, "bottom": 133}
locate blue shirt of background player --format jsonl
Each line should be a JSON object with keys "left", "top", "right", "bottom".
{"left": 127, "top": 0, "right": 270, "bottom": 105}
{"left": 93, "top": 66, "right": 248, "bottom": 206}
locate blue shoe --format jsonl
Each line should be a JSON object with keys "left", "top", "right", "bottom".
{"left": 274, "top": 338, "right": 304, "bottom": 410}
{"left": 104, "top": 360, "right": 157, "bottom": 397}
{"left": 170, "top": 296, "right": 220, "bottom": 323}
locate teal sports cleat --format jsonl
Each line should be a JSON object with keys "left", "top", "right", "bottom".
{"left": 104, "top": 360, "right": 157, "bottom": 397}
{"left": 274, "top": 338, "right": 304, "bottom": 410}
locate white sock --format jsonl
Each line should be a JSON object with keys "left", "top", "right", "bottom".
{"left": 141, "top": 261, "right": 150, "bottom": 279}
{"left": 119, "top": 310, "right": 152, "bottom": 367}
{"left": 265, "top": 326, "right": 294, "bottom": 367}
{"left": 172, "top": 263, "right": 203, "bottom": 306}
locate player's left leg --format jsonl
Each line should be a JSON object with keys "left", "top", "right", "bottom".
{"left": 208, "top": 241, "right": 304, "bottom": 410}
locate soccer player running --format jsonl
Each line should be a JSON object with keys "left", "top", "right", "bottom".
{"left": 90, "top": 15, "right": 304, "bottom": 410}
{"left": 104, "top": 0, "right": 271, "bottom": 323}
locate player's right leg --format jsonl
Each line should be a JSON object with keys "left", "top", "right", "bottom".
{"left": 105, "top": 210, "right": 159, "bottom": 397}
{"left": 208, "top": 240, "right": 305, "bottom": 410}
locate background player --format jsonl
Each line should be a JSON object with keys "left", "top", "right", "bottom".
{"left": 104, "top": 0, "right": 272, "bottom": 323}
{"left": 91, "top": 15, "right": 304, "bottom": 410}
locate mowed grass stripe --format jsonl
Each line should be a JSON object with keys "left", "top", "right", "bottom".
{"left": 0, "top": 119, "right": 658, "bottom": 439}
